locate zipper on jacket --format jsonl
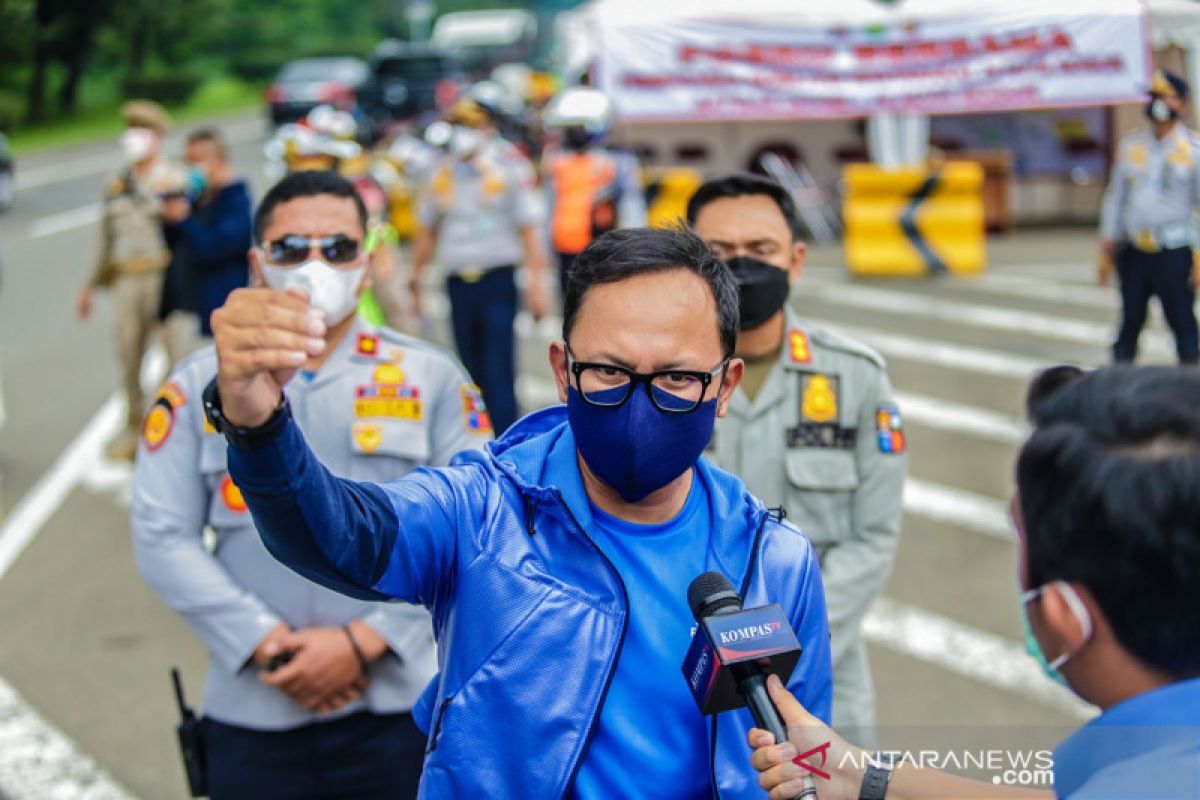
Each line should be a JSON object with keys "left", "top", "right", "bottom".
{"left": 710, "top": 508, "right": 771, "bottom": 798}
{"left": 551, "top": 492, "right": 630, "bottom": 800}
{"left": 523, "top": 495, "right": 537, "bottom": 537}
{"left": 425, "top": 695, "right": 454, "bottom": 755}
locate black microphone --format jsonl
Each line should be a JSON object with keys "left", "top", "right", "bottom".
{"left": 683, "top": 571, "right": 813, "bottom": 799}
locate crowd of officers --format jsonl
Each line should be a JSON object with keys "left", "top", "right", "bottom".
{"left": 89, "top": 68, "right": 1200, "bottom": 798}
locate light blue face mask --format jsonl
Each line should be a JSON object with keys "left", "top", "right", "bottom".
{"left": 1020, "top": 581, "right": 1093, "bottom": 686}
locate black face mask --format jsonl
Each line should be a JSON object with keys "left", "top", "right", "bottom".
{"left": 726, "top": 256, "right": 791, "bottom": 330}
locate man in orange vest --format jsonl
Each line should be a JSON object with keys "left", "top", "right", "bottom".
{"left": 542, "top": 88, "right": 645, "bottom": 299}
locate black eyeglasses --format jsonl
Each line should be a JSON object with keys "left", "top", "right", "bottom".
{"left": 567, "top": 348, "right": 728, "bottom": 413}
{"left": 262, "top": 234, "right": 360, "bottom": 266}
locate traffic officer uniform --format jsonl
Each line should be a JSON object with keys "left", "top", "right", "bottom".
{"left": 707, "top": 308, "right": 907, "bottom": 741}
{"left": 1100, "top": 71, "right": 1200, "bottom": 364}
{"left": 92, "top": 103, "right": 187, "bottom": 456}
{"left": 131, "top": 317, "right": 492, "bottom": 798}
{"left": 419, "top": 136, "right": 544, "bottom": 434}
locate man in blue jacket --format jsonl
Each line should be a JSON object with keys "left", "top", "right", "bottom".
{"left": 161, "top": 127, "right": 252, "bottom": 353}
{"left": 206, "top": 226, "right": 834, "bottom": 797}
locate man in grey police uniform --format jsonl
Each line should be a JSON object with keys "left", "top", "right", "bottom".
{"left": 1099, "top": 68, "right": 1200, "bottom": 365}
{"left": 131, "top": 171, "right": 491, "bottom": 799}
{"left": 408, "top": 89, "right": 550, "bottom": 435}
{"left": 688, "top": 174, "right": 906, "bottom": 742}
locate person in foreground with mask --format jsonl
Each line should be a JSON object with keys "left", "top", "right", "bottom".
{"left": 688, "top": 174, "right": 906, "bottom": 744}
{"left": 158, "top": 127, "right": 252, "bottom": 359}
{"left": 206, "top": 226, "right": 833, "bottom": 797}
{"left": 408, "top": 92, "right": 551, "bottom": 434}
{"left": 1099, "top": 69, "right": 1200, "bottom": 365}
{"left": 132, "top": 170, "right": 490, "bottom": 798}
{"left": 76, "top": 99, "right": 185, "bottom": 460}
{"left": 748, "top": 365, "right": 1200, "bottom": 800}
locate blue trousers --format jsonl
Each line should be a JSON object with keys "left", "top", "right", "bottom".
{"left": 446, "top": 265, "right": 519, "bottom": 434}
{"left": 203, "top": 711, "right": 425, "bottom": 799}
{"left": 1114, "top": 245, "right": 1199, "bottom": 364}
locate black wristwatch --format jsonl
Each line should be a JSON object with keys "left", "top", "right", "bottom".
{"left": 859, "top": 762, "right": 893, "bottom": 800}
{"left": 202, "top": 377, "right": 290, "bottom": 449}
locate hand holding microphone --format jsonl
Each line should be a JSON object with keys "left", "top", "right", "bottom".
{"left": 682, "top": 571, "right": 816, "bottom": 799}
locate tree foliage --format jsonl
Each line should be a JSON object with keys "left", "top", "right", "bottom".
{"left": 0, "top": 0, "right": 534, "bottom": 126}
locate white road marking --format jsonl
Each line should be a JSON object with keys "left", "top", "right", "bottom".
{"left": 895, "top": 391, "right": 1027, "bottom": 446}
{"left": 0, "top": 394, "right": 123, "bottom": 581}
{"left": 0, "top": 350, "right": 165, "bottom": 797}
{"left": 15, "top": 117, "right": 264, "bottom": 192}
{"left": 805, "top": 317, "right": 1062, "bottom": 379}
{"left": 28, "top": 203, "right": 102, "bottom": 239}
{"left": 864, "top": 596, "right": 1095, "bottom": 720}
{"left": 802, "top": 280, "right": 1176, "bottom": 358}
{"left": 0, "top": 673, "right": 135, "bottom": 800}
{"left": 904, "top": 478, "right": 1013, "bottom": 540}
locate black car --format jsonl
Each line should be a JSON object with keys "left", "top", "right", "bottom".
{"left": 0, "top": 132, "right": 12, "bottom": 213}
{"left": 264, "top": 57, "right": 370, "bottom": 127}
{"left": 357, "top": 42, "right": 467, "bottom": 140}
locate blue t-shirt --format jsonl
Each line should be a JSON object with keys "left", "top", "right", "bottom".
{"left": 572, "top": 477, "right": 712, "bottom": 800}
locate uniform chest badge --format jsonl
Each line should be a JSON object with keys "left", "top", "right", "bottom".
{"left": 373, "top": 363, "right": 406, "bottom": 385}
{"left": 800, "top": 373, "right": 839, "bottom": 423}
{"left": 875, "top": 404, "right": 906, "bottom": 454}
{"left": 353, "top": 421, "right": 384, "bottom": 453}
{"left": 789, "top": 329, "right": 812, "bottom": 364}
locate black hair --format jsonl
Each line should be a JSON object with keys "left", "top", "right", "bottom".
{"left": 186, "top": 126, "right": 228, "bottom": 159}
{"left": 1018, "top": 365, "right": 1200, "bottom": 678}
{"left": 562, "top": 227, "right": 739, "bottom": 358}
{"left": 253, "top": 170, "right": 368, "bottom": 242}
{"left": 685, "top": 173, "right": 800, "bottom": 240}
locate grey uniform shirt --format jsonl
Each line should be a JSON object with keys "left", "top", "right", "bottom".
{"left": 707, "top": 310, "right": 906, "bottom": 730}
{"left": 417, "top": 138, "right": 544, "bottom": 274}
{"left": 131, "top": 317, "right": 490, "bottom": 730}
{"left": 1100, "top": 124, "right": 1200, "bottom": 250}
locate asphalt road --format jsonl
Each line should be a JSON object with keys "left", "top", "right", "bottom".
{"left": 0, "top": 116, "right": 1172, "bottom": 798}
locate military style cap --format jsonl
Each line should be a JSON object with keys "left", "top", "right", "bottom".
{"left": 1151, "top": 69, "right": 1190, "bottom": 102}
{"left": 121, "top": 99, "right": 171, "bottom": 134}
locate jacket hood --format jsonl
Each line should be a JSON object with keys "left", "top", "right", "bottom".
{"left": 460, "top": 404, "right": 771, "bottom": 583}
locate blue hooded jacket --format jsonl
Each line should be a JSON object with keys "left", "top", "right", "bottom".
{"left": 229, "top": 404, "right": 833, "bottom": 798}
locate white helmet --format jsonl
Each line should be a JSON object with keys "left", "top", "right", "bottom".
{"left": 306, "top": 104, "right": 358, "bottom": 141}
{"left": 543, "top": 87, "right": 613, "bottom": 136}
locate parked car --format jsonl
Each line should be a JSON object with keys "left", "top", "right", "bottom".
{"left": 0, "top": 133, "right": 12, "bottom": 213}
{"left": 431, "top": 9, "right": 538, "bottom": 78}
{"left": 264, "top": 57, "right": 370, "bottom": 126}
{"left": 356, "top": 42, "right": 467, "bottom": 140}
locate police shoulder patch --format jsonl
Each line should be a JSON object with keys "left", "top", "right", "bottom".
{"left": 460, "top": 384, "right": 493, "bottom": 435}
{"left": 875, "top": 404, "right": 906, "bottom": 454}
{"left": 142, "top": 381, "right": 187, "bottom": 451}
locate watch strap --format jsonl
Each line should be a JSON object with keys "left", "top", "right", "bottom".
{"left": 859, "top": 763, "right": 893, "bottom": 800}
{"left": 202, "top": 377, "right": 290, "bottom": 450}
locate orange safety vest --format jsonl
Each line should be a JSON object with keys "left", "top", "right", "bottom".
{"left": 548, "top": 151, "right": 618, "bottom": 254}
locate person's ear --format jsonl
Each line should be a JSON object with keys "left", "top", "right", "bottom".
{"left": 248, "top": 247, "right": 266, "bottom": 288}
{"left": 716, "top": 358, "right": 744, "bottom": 417}
{"left": 549, "top": 341, "right": 570, "bottom": 403}
{"left": 789, "top": 239, "right": 807, "bottom": 283}
{"left": 1038, "top": 582, "right": 1092, "bottom": 660}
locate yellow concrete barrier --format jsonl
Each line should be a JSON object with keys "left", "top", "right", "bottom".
{"left": 843, "top": 161, "right": 986, "bottom": 277}
{"left": 646, "top": 168, "right": 703, "bottom": 229}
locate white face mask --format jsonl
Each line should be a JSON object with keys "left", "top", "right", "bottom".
{"left": 260, "top": 258, "right": 366, "bottom": 325}
{"left": 119, "top": 127, "right": 158, "bottom": 162}
{"left": 449, "top": 126, "right": 484, "bottom": 159}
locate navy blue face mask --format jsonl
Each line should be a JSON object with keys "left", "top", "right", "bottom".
{"left": 568, "top": 384, "right": 718, "bottom": 503}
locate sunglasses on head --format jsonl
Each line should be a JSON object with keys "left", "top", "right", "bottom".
{"left": 262, "top": 234, "right": 360, "bottom": 266}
